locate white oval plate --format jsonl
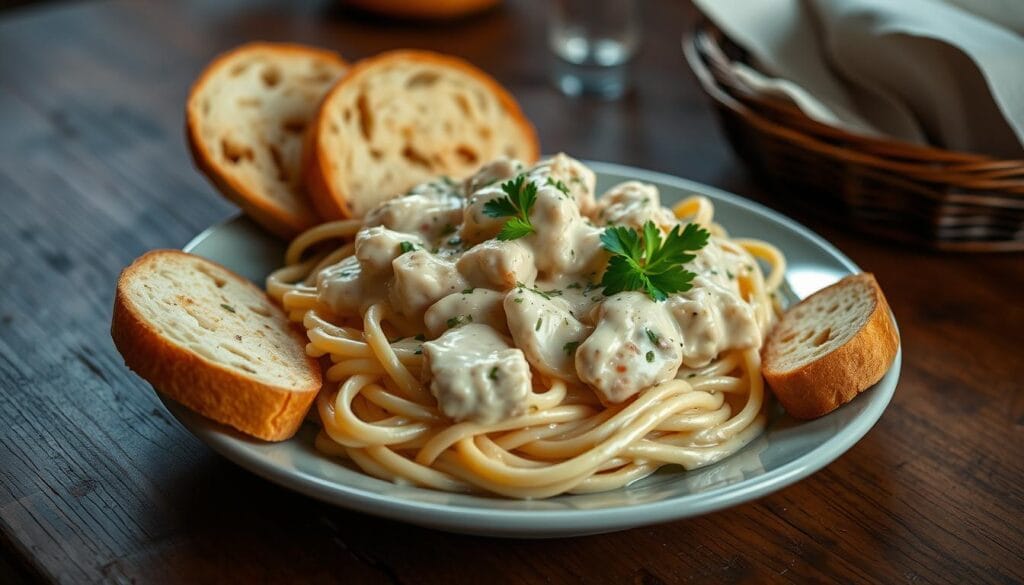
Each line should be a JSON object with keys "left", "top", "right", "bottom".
{"left": 171, "top": 161, "right": 900, "bottom": 538}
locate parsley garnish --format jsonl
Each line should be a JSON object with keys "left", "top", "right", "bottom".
{"left": 645, "top": 328, "right": 660, "bottom": 345}
{"left": 488, "top": 366, "right": 499, "bottom": 380}
{"left": 646, "top": 351, "right": 655, "bottom": 363}
{"left": 399, "top": 241, "right": 418, "bottom": 254}
{"left": 483, "top": 174, "right": 537, "bottom": 240}
{"left": 446, "top": 314, "right": 473, "bottom": 329}
{"left": 220, "top": 303, "right": 236, "bottom": 313}
{"left": 599, "top": 221, "right": 709, "bottom": 301}
{"left": 562, "top": 341, "right": 581, "bottom": 355}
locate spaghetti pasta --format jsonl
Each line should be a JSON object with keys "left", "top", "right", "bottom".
{"left": 267, "top": 156, "right": 785, "bottom": 498}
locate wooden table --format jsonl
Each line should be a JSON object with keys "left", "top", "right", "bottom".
{"left": 1, "top": 1, "right": 1021, "bottom": 583}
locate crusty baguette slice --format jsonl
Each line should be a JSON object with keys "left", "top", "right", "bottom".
{"left": 187, "top": 42, "right": 347, "bottom": 238}
{"left": 111, "top": 250, "right": 322, "bottom": 441}
{"left": 762, "top": 273, "right": 899, "bottom": 420}
{"left": 305, "top": 49, "right": 539, "bottom": 219}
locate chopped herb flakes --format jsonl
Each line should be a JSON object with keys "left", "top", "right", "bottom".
{"left": 220, "top": 304, "right": 236, "bottom": 313}
{"left": 646, "top": 351, "right": 655, "bottom": 363}
{"left": 546, "top": 176, "right": 571, "bottom": 197}
{"left": 645, "top": 328, "right": 659, "bottom": 345}
{"left": 535, "top": 317, "right": 543, "bottom": 331}
{"left": 446, "top": 314, "right": 473, "bottom": 329}
{"left": 563, "top": 341, "right": 581, "bottom": 355}
{"left": 515, "top": 281, "right": 563, "bottom": 300}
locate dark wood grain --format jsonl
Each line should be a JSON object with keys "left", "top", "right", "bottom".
{"left": 1, "top": 0, "right": 1022, "bottom": 583}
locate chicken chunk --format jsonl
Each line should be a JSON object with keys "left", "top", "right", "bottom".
{"left": 363, "top": 181, "right": 464, "bottom": 240}
{"left": 422, "top": 324, "right": 532, "bottom": 424}
{"left": 355, "top": 226, "right": 424, "bottom": 275}
{"left": 389, "top": 250, "right": 468, "bottom": 322}
{"left": 595, "top": 181, "right": 676, "bottom": 229}
{"left": 317, "top": 256, "right": 364, "bottom": 315}
{"left": 424, "top": 288, "right": 508, "bottom": 338}
{"left": 536, "top": 153, "right": 598, "bottom": 217}
{"left": 575, "top": 292, "right": 684, "bottom": 403}
{"left": 666, "top": 278, "right": 761, "bottom": 368}
{"left": 504, "top": 287, "right": 592, "bottom": 382}
{"left": 463, "top": 157, "right": 522, "bottom": 196}
{"left": 456, "top": 239, "right": 537, "bottom": 290}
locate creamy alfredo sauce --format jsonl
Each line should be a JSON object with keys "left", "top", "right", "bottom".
{"left": 317, "top": 155, "right": 763, "bottom": 424}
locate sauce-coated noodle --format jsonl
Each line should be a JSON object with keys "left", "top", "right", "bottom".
{"left": 267, "top": 162, "right": 784, "bottom": 498}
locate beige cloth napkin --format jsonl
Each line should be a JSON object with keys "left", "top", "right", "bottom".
{"left": 693, "top": 0, "right": 1024, "bottom": 158}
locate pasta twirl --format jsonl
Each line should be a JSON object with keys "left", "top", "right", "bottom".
{"left": 267, "top": 155, "right": 785, "bottom": 498}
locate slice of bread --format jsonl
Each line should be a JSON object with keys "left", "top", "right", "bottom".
{"left": 187, "top": 42, "right": 347, "bottom": 238}
{"left": 305, "top": 49, "right": 539, "bottom": 219}
{"left": 762, "top": 273, "right": 899, "bottom": 420}
{"left": 111, "top": 250, "right": 322, "bottom": 441}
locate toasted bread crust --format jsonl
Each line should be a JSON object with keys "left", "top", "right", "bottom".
{"left": 111, "top": 250, "right": 322, "bottom": 441}
{"left": 762, "top": 273, "right": 899, "bottom": 420}
{"left": 305, "top": 49, "right": 540, "bottom": 219}
{"left": 186, "top": 42, "right": 347, "bottom": 238}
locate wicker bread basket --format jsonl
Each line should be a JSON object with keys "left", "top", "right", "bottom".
{"left": 683, "top": 22, "right": 1024, "bottom": 252}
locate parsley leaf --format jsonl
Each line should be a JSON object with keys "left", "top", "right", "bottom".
{"left": 483, "top": 174, "right": 537, "bottom": 241}
{"left": 599, "top": 221, "right": 709, "bottom": 301}
{"left": 498, "top": 216, "right": 534, "bottom": 240}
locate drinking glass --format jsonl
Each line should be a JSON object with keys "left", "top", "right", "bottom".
{"left": 548, "top": 0, "right": 641, "bottom": 99}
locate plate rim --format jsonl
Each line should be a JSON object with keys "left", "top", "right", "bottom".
{"left": 176, "top": 160, "right": 900, "bottom": 535}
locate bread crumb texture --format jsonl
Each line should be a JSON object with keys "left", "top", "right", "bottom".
{"left": 126, "top": 254, "right": 312, "bottom": 389}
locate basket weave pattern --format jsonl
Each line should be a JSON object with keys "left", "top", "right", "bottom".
{"left": 684, "top": 24, "right": 1024, "bottom": 252}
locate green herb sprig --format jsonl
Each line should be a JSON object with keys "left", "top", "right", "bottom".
{"left": 483, "top": 174, "right": 537, "bottom": 241}
{"left": 599, "top": 221, "right": 709, "bottom": 301}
